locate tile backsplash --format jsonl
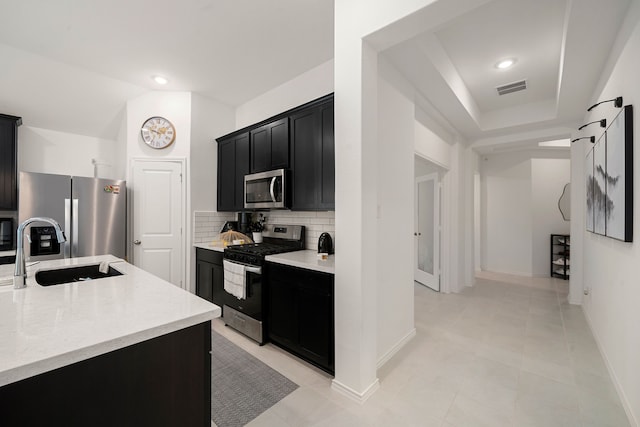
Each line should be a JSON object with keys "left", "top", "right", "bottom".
{"left": 193, "top": 210, "right": 335, "bottom": 251}
{"left": 193, "top": 211, "right": 235, "bottom": 244}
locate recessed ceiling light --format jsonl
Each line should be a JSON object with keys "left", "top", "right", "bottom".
{"left": 153, "top": 75, "right": 169, "bottom": 85}
{"left": 496, "top": 59, "right": 516, "bottom": 69}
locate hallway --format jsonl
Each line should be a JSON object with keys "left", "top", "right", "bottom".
{"left": 216, "top": 272, "right": 629, "bottom": 426}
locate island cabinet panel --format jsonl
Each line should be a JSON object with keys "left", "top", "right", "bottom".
{"left": 290, "top": 100, "right": 335, "bottom": 211}
{"left": 0, "top": 321, "right": 212, "bottom": 427}
{"left": 0, "top": 114, "right": 21, "bottom": 210}
{"left": 196, "top": 248, "right": 226, "bottom": 308}
{"left": 250, "top": 117, "right": 289, "bottom": 173}
{"left": 217, "top": 132, "right": 249, "bottom": 211}
{"left": 266, "top": 262, "right": 334, "bottom": 374}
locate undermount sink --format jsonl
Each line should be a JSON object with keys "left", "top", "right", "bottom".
{"left": 35, "top": 264, "right": 123, "bottom": 286}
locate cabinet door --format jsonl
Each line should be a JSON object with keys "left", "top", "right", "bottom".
{"left": 0, "top": 117, "right": 19, "bottom": 210}
{"left": 298, "top": 279, "right": 333, "bottom": 370}
{"left": 217, "top": 139, "right": 236, "bottom": 212}
{"left": 217, "top": 132, "right": 249, "bottom": 211}
{"left": 196, "top": 259, "right": 214, "bottom": 302}
{"left": 250, "top": 125, "right": 270, "bottom": 174}
{"left": 234, "top": 133, "right": 250, "bottom": 210}
{"left": 267, "top": 275, "right": 298, "bottom": 347}
{"left": 290, "top": 108, "right": 321, "bottom": 210}
{"left": 269, "top": 118, "right": 289, "bottom": 170}
{"left": 318, "top": 103, "right": 335, "bottom": 210}
{"left": 211, "top": 261, "right": 226, "bottom": 307}
{"left": 250, "top": 118, "right": 289, "bottom": 173}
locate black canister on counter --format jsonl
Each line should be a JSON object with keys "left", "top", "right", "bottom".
{"left": 317, "top": 232, "right": 333, "bottom": 254}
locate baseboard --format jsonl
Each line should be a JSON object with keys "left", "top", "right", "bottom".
{"left": 331, "top": 378, "right": 380, "bottom": 403}
{"left": 582, "top": 307, "right": 638, "bottom": 426}
{"left": 377, "top": 328, "right": 416, "bottom": 369}
{"left": 567, "top": 292, "right": 583, "bottom": 305}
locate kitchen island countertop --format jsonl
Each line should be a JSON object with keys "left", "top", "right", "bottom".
{"left": 266, "top": 250, "right": 335, "bottom": 274}
{"left": 0, "top": 255, "right": 220, "bottom": 387}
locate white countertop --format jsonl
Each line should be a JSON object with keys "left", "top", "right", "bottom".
{"left": 194, "top": 243, "right": 225, "bottom": 253}
{"left": 0, "top": 255, "right": 220, "bottom": 387}
{"left": 266, "top": 250, "right": 335, "bottom": 274}
{"left": 0, "top": 250, "right": 16, "bottom": 257}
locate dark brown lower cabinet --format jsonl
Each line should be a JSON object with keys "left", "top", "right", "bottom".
{"left": 196, "top": 248, "right": 225, "bottom": 308}
{"left": 266, "top": 262, "right": 334, "bottom": 374}
{"left": 0, "top": 321, "right": 212, "bottom": 427}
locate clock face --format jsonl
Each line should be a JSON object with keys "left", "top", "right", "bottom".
{"left": 141, "top": 116, "right": 176, "bottom": 149}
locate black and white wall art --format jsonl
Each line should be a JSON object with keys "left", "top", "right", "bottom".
{"left": 605, "top": 105, "right": 633, "bottom": 242}
{"left": 583, "top": 104, "right": 633, "bottom": 242}
{"left": 593, "top": 134, "right": 607, "bottom": 235}
{"left": 586, "top": 148, "right": 595, "bottom": 232}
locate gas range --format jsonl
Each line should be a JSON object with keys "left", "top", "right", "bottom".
{"left": 223, "top": 224, "right": 305, "bottom": 266}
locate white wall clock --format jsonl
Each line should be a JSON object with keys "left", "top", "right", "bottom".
{"left": 140, "top": 116, "right": 176, "bottom": 149}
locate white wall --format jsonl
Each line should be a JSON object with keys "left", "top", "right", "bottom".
{"left": 126, "top": 92, "right": 192, "bottom": 161}
{"left": 18, "top": 125, "right": 124, "bottom": 179}
{"left": 235, "top": 60, "right": 334, "bottom": 129}
{"left": 531, "top": 158, "right": 570, "bottom": 276}
{"left": 576, "top": 4, "right": 640, "bottom": 424}
{"left": 481, "top": 152, "right": 533, "bottom": 275}
{"left": 415, "top": 120, "right": 451, "bottom": 169}
{"left": 376, "top": 58, "right": 415, "bottom": 365}
{"left": 481, "top": 151, "right": 570, "bottom": 277}
{"left": 190, "top": 94, "right": 235, "bottom": 212}
{"left": 126, "top": 91, "right": 192, "bottom": 289}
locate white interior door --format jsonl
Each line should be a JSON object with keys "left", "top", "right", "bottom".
{"left": 132, "top": 160, "right": 184, "bottom": 287}
{"left": 415, "top": 173, "right": 440, "bottom": 291}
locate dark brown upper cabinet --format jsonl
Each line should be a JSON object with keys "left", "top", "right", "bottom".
{"left": 250, "top": 117, "right": 289, "bottom": 173}
{"left": 215, "top": 94, "right": 334, "bottom": 212}
{"left": 217, "top": 132, "right": 250, "bottom": 212}
{"left": 290, "top": 100, "right": 334, "bottom": 211}
{"left": 0, "top": 114, "right": 22, "bottom": 210}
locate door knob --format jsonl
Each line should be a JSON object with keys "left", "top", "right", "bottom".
{"left": 133, "top": 240, "right": 141, "bottom": 245}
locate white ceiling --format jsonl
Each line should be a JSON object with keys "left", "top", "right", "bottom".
{"left": 0, "top": 0, "right": 632, "bottom": 149}
{"left": 0, "top": 0, "right": 334, "bottom": 138}
{"left": 382, "top": 0, "right": 631, "bottom": 149}
{"left": 0, "top": 0, "right": 334, "bottom": 106}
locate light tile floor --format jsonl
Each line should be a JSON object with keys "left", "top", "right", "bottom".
{"left": 212, "top": 272, "right": 630, "bottom": 426}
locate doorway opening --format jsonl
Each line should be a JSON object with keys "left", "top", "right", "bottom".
{"left": 414, "top": 155, "right": 447, "bottom": 292}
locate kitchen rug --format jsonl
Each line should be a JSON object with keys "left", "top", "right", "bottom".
{"left": 211, "top": 329, "right": 298, "bottom": 427}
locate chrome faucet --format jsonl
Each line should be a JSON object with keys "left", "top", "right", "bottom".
{"left": 14, "top": 217, "right": 66, "bottom": 289}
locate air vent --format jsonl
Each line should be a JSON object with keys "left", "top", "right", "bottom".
{"left": 496, "top": 80, "right": 527, "bottom": 96}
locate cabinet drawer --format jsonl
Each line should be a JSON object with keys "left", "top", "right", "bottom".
{"left": 196, "top": 247, "right": 223, "bottom": 265}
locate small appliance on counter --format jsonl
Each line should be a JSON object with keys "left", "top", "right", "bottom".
{"left": 317, "top": 232, "right": 334, "bottom": 255}
{"left": 237, "top": 211, "right": 252, "bottom": 235}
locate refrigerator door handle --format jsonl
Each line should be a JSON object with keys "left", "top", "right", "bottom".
{"left": 72, "top": 199, "right": 79, "bottom": 258}
{"left": 64, "top": 198, "right": 71, "bottom": 258}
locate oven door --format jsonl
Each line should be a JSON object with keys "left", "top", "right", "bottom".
{"left": 222, "top": 260, "right": 266, "bottom": 344}
{"left": 244, "top": 169, "right": 287, "bottom": 209}
{"left": 224, "top": 268, "right": 263, "bottom": 320}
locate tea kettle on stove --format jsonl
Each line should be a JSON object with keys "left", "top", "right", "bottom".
{"left": 317, "top": 232, "right": 334, "bottom": 254}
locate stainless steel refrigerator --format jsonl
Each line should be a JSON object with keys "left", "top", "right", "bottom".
{"left": 18, "top": 172, "right": 126, "bottom": 260}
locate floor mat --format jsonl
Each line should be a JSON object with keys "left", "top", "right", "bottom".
{"left": 211, "top": 329, "right": 298, "bottom": 426}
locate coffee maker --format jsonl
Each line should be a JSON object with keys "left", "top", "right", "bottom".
{"left": 237, "top": 212, "right": 252, "bottom": 236}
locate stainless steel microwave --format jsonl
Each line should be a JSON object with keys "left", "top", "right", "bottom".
{"left": 244, "top": 169, "right": 288, "bottom": 209}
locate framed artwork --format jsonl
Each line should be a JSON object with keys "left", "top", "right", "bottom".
{"left": 593, "top": 134, "right": 607, "bottom": 236}
{"left": 586, "top": 148, "right": 594, "bottom": 232}
{"left": 605, "top": 105, "right": 633, "bottom": 242}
